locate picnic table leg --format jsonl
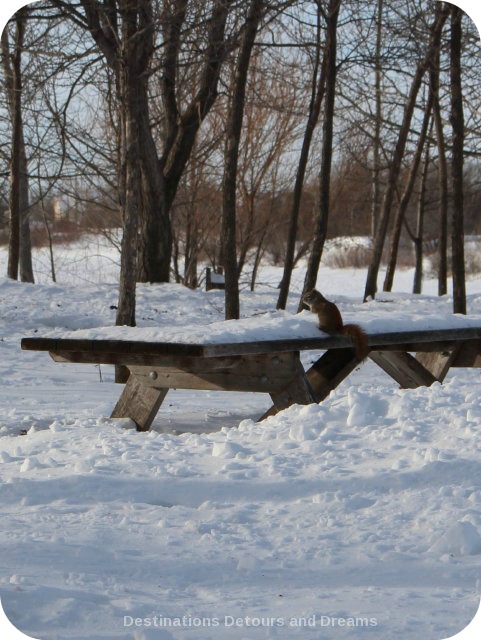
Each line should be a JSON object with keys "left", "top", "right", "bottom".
{"left": 111, "top": 373, "right": 168, "bottom": 431}
{"left": 369, "top": 350, "right": 437, "bottom": 388}
{"left": 305, "top": 348, "right": 361, "bottom": 402}
{"left": 415, "top": 344, "right": 461, "bottom": 381}
{"left": 449, "top": 339, "right": 481, "bottom": 368}
{"left": 259, "top": 349, "right": 360, "bottom": 420}
{"left": 259, "top": 353, "right": 316, "bottom": 420}
{"left": 259, "top": 349, "right": 359, "bottom": 420}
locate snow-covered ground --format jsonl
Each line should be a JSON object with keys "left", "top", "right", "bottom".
{"left": 2, "top": 237, "right": 481, "bottom": 639}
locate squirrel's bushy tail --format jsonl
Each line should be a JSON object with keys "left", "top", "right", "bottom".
{"left": 343, "top": 324, "right": 369, "bottom": 361}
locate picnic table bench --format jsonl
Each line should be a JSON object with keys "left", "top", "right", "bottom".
{"left": 21, "top": 325, "right": 481, "bottom": 431}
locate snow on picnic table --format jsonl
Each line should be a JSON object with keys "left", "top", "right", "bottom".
{"left": 1, "top": 255, "right": 481, "bottom": 640}
{"left": 42, "top": 305, "right": 481, "bottom": 344}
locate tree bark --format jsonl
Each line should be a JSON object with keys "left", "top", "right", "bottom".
{"left": 115, "top": 0, "right": 148, "bottom": 329}
{"left": 371, "top": 0, "right": 384, "bottom": 239}
{"left": 136, "top": 77, "right": 170, "bottom": 283}
{"left": 413, "top": 131, "right": 431, "bottom": 295}
{"left": 363, "top": 6, "right": 449, "bottom": 302}
{"left": 429, "top": 13, "right": 449, "bottom": 297}
{"left": 2, "top": 8, "right": 34, "bottom": 283}
{"left": 18, "top": 129, "right": 34, "bottom": 283}
{"left": 449, "top": 6, "right": 466, "bottom": 315}
{"left": 116, "top": 89, "right": 141, "bottom": 329}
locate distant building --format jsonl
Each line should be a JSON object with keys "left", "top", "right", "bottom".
{"left": 53, "top": 197, "right": 69, "bottom": 221}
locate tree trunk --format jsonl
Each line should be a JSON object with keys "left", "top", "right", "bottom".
{"left": 413, "top": 132, "right": 431, "bottom": 295}
{"left": 2, "top": 8, "right": 34, "bottom": 283}
{"left": 363, "top": 6, "right": 448, "bottom": 302}
{"left": 429, "top": 14, "right": 448, "bottom": 297}
{"left": 221, "top": 0, "right": 264, "bottom": 320}
{"left": 18, "top": 131, "right": 34, "bottom": 283}
{"left": 7, "top": 76, "right": 20, "bottom": 281}
{"left": 250, "top": 225, "right": 268, "bottom": 291}
{"left": 115, "top": 0, "right": 148, "bottom": 329}
{"left": 184, "top": 216, "right": 199, "bottom": 289}
{"left": 136, "top": 77, "right": 171, "bottom": 283}
{"left": 298, "top": 0, "right": 341, "bottom": 311}
{"left": 371, "top": 0, "right": 384, "bottom": 238}
{"left": 276, "top": 7, "right": 326, "bottom": 310}
{"left": 116, "top": 99, "right": 140, "bottom": 329}
{"left": 40, "top": 201, "right": 56, "bottom": 282}
{"left": 236, "top": 199, "right": 255, "bottom": 280}
{"left": 449, "top": 6, "right": 466, "bottom": 315}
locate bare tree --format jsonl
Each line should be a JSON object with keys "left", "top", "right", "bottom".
{"left": 363, "top": 4, "right": 449, "bottom": 302}
{"left": 276, "top": 3, "right": 327, "bottom": 310}
{"left": 449, "top": 4, "right": 466, "bottom": 314}
{"left": 412, "top": 126, "right": 431, "bottom": 295}
{"left": 138, "top": 0, "right": 235, "bottom": 284}
{"left": 1, "top": 6, "right": 34, "bottom": 282}
{"left": 371, "top": 0, "right": 384, "bottom": 239}
{"left": 221, "top": 0, "right": 266, "bottom": 319}
{"left": 50, "top": 0, "right": 236, "bottom": 314}
{"left": 429, "top": 10, "right": 449, "bottom": 297}
{"left": 298, "top": 0, "right": 342, "bottom": 309}
{"left": 233, "top": 43, "right": 302, "bottom": 287}
{"left": 46, "top": 0, "right": 155, "bottom": 326}
{"left": 382, "top": 88, "right": 433, "bottom": 292}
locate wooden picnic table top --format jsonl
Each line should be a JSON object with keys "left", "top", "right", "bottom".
{"left": 21, "top": 325, "right": 481, "bottom": 359}
{"left": 20, "top": 324, "right": 481, "bottom": 431}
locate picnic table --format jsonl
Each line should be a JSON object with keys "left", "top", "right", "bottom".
{"left": 21, "top": 324, "right": 481, "bottom": 431}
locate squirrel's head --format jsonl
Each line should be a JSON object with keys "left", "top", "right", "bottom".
{"left": 302, "top": 289, "right": 322, "bottom": 308}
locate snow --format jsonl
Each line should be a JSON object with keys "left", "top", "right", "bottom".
{"left": 41, "top": 304, "right": 481, "bottom": 345}
{"left": 1, "top": 237, "right": 481, "bottom": 639}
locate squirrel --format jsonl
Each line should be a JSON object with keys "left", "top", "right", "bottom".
{"left": 302, "top": 289, "right": 369, "bottom": 361}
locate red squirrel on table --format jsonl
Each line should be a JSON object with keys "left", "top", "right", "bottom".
{"left": 302, "top": 289, "right": 369, "bottom": 361}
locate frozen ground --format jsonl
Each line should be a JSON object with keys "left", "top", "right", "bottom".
{"left": 1, "top": 237, "right": 481, "bottom": 639}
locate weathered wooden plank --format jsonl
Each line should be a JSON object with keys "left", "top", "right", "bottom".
{"left": 49, "top": 340, "right": 466, "bottom": 368}
{"left": 259, "top": 354, "right": 316, "bottom": 420}
{"left": 369, "top": 350, "right": 438, "bottom": 389}
{"left": 366, "top": 327, "right": 481, "bottom": 345}
{"left": 51, "top": 351, "right": 137, "bottom": 365}
{"left": 260, "top": 348, "right": 359, "bottom": 421}
{"left": 415, "top": 343, "right": 461, "bottom": 381}
{"left": 110, "top": 374, "right": 168, "bottom": 431}
{"left": 450, "top": 339, "right": 481, "bottom": 367}
{"left": 201, "top": 328, "right": 481, "bottom": 357}
{"left": 127, "top": 352, "right": 298, "bottom": 393}
{"left": 21, "top": 326, "right": 481, "bottom": 360}
{"left": 22, "top": 338, "right": 205, "bottom": 358}
{"left": 375, "top": 340, "right": 463, "bottom": 353}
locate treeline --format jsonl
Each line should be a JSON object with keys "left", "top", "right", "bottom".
{"left": 1, "top": 0, "right": 480, "bottom": 322}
